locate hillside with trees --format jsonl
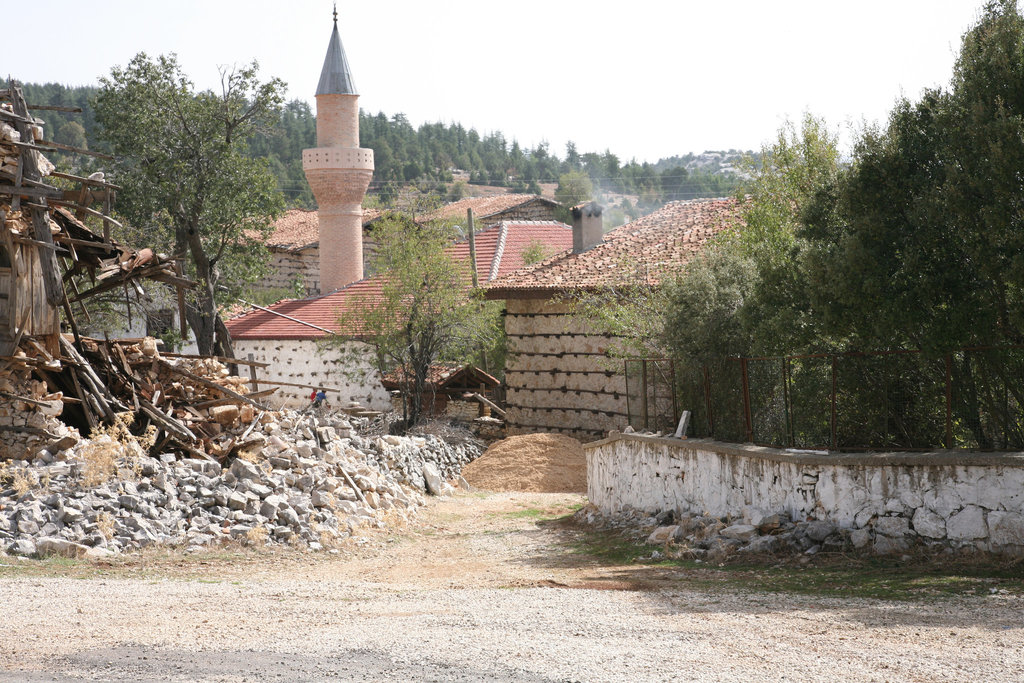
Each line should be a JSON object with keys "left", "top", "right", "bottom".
{"left": 4, "top": 80, "right": 748, "bottom": 212}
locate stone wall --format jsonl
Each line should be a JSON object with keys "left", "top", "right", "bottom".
{"left": 388, "top": 394, "right": 482, "bottom": 423}
{"left": 486, "top": 200, "right": 559, "bottom": 224}
{"left": 503, "top": 298, "right": 628, "bottom": 440}
{"left": 233, "top": 338, "right": 390, "bottom": 411}
{"left": 264, "top": 249, "right": 320, "bottom": 297}
{"left": 586, "top": 434, "right": 1024, "bottom": 553}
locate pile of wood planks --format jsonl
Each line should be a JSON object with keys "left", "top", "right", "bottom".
{"left": 0, "top": 81, "right": 275, "bottom": 462}
{"left": 49, "top": 336, "right": 276, "bottom": 461}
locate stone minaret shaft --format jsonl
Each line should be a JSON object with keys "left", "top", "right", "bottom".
{"left": 303, "top": 12, "right": 374, "bottom": 293}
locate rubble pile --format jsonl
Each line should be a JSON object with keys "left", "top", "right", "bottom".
{"left": 0, "top": 407, "right": 482, "bottom": 558}
{"left": 0, "top": 350, "right": 79, "bottom": 460}
{"left": 574, "top": 504, "right": 996, "bottom": 562}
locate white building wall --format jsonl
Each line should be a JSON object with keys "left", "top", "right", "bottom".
{"left": 233, "top": 338, "right": 390, "bottom": 411}
{"left": 586, "top": 434, "right": 1024, "bottom": 552}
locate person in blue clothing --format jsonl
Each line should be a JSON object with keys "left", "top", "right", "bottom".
{"left": 313, "top": 389, "right": 327, "bottom": 409}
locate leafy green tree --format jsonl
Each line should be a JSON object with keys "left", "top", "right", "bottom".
{"left": 335, "top": 216, "right": 501, "bottom": 428}
{"left": 95, "top": 53, "right": 285, "bottom": 356}
{"left": 802, "top": 0, "right": 1024, "bottom": 353}
{"left": 554, "top": 170, "right": 593, "bottom": 207}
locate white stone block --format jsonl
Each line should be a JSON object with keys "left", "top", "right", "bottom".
{"left": 946, "top": 505, "right": 988, "bottom": 541}
{"left": 911, "top": 507, "right": 946, "bottom": 539}
{"left": 988, "top": 511, "right": 1024, "bottom": 547}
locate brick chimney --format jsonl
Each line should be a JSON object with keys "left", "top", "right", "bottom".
{"left": 571, "top": 202, "right": 604, "bottom": 253}
{"left": 302, "top": 9, "right": 374, "bottom": 294}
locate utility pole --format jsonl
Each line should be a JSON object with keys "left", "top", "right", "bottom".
{"left": 467, "top": 208, "right": 479, "bottom": 288}
{"left": 466, "top": 208, "right": 487, "bottom": 373}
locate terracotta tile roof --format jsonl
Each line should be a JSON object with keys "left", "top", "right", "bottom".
{"left": 227, "top": 220, "right": 573, "bottom": 340}
{"left": 485, "top": 198, "right": 740, "bottom": 298}
{"left": 266, "top": 208, "right": 387, "bottom": 251}
{"left": 419, "top": 194, "right": 558, "bottom": 224}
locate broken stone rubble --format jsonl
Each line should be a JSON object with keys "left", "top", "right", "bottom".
{"left": 0, "top": 408, "right": 480, "bottom": 558}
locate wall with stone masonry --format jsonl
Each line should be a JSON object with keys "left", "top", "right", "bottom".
{"left": 586, "top": 434, "right": 1024, "bottom": 554}
{"left": 262, "top": 249, "right": 320, "bottom": 297}
{"left": 233, "top": 338, "right": 390, "bottom": 411}
{"left": 503, "top": 298, "right": 628, "bottom": 440}
{"left": 484, "top": 200, "right": 559, "bottom": 224}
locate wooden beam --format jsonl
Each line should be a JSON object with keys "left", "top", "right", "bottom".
{"left": 138, "top": 397, "right": 197, "bottom": 443}
{"left": 30, "top": 206, "right": 66, "bottom": 307}
{"left": 159, "top": 351, "right": 268, "bottom": 368}
{"left": 50, "top": 171, "right": 121, "bottom": 191}
{"left": 0, "top": 183, "right": 63, "bottom": 200}
{"left": 37, "top": 139, "right": 114, "bottom": 161}
{"left": 51, "top": 234, "right": 118, "bottom": 251}
{"left": 27, "top": 104, "right": 83, "bottom": 113}
{"left": 47, "top": 200, "right": 124, "bottom": 229}
{"left": 194, "top": 387, "right": 277, "bottom": 409}
{"left": 243, "top": 378, "right": 342, "bottom": 392}
{"left": 0, "top": 170, "right": 60, "bottom": 191}
{"left": 157, "top": 359, "right": 269, "bottom": 410}
{"left": 466, "top": 392, "right": 507, "bottom": 419}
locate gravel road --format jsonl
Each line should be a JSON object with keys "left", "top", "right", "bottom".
{"left": 1, "top": 492, "right": 1022, "bottom": 682}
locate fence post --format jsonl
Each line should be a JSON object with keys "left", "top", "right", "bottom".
{"left": 641, "top": 359, "right": 649, "bottom": 431}
{"left": 247, "top": 353, "right": 260, "bottom": 392}
{"left": 742, "top": 358, "right": 754, "bottom": 443}
{"left": 830, "top": 355, "right": 838, "bottom": 451}
{"left": 783, "top": 357, "right": 794, "bottom": 448}
{"left": 624, "top": 360, "right": 632, "bottom": 430}
{"left": 704, "top": 364, "right": 714, "bottom": 436}
{"left": 945, "top": 354, "right": 953, "bottom": 448}
{"left": 669, "top": 359, "right": 679, "bottom": 428}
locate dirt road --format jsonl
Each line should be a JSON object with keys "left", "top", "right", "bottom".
{"left": 1, "top": 492, "right": 1022, "bottom": 682}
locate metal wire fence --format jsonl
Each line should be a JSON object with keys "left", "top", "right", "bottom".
{"left": 624, "top": 348, "right": 1024, "bottom": 451}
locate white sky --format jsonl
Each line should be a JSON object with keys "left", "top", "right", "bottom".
{"left": 6, "top": 0, "right": 994, "bottom": 163}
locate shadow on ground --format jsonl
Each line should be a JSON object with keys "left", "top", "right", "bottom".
{"left": 496, "top": 513, "right": 1024, "bottom": 631}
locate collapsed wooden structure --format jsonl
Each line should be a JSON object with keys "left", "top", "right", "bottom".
{"left": 381, "top": 364, "right": 504, "bottom": 420}
{"left": 0, "top": 82, "right": 276, "bottom": 461}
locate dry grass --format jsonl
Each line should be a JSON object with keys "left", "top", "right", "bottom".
{"left": 0, "top": 461, "right": 36, "bottom": 496}
{"left": 76, "top": 414, "right": 156, "bottom": 487}
{"left": 95, "top": 511, "right": 116, "bottom": 541}
{"left": 244, "top": 525, "right": 269, "bottom": 546}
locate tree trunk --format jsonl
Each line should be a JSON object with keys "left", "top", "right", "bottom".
{"left": 184, "top": 219, "right": 221, "bottom": 356}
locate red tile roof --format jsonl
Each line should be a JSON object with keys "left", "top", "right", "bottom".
{"left": 485, "top": 198, "right": 740, "bottom": 298}
{"left": 266, "top": 208, "right": 386, "bottom": 251}
{"left": 227, "top": 220, "right": 573, "bottom": 340}
{"left": 419, "top": 194, "right": 558, "bottom": 224}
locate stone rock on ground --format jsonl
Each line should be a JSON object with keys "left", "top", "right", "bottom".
{"left": 35, "top": 537, "right": 89, "bottom": 559}
{"left": 0, "top": 408, "right": 481, "bottom": 557}
{"left": 720, "top": 524, "right": 757, "bottom": 542}
{"left": 805, "top": 520, "right": 836, "bottom": 542}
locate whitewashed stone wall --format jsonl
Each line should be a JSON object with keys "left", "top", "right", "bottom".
{"left": 262, "top": 249, "right": 320, "bottom": 297}
{"left": 504, "top": 298, "right": 628, "bottom": 440}
{"left": 586, "top": 434, "right": 1024, "bottom": 553}
{"left": 233, "top": 338, "right": 390, "bottom": 411}
{"left": 262, "top": 240, "right": 379, "bottom": 297}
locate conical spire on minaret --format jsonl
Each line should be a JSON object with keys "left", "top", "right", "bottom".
{"left": 304, "top": 3, "right": 374, "bottom": 294}
{"left": 316, "top": 4, "right": 357, "bottom": 95}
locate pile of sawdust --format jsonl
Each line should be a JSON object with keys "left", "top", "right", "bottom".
{"left": 462, "top": 433, "right": 586, "bottom": 493}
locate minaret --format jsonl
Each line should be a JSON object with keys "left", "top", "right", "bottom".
{"left": 303, "top": 5, "right": 374, "bottom": 293}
